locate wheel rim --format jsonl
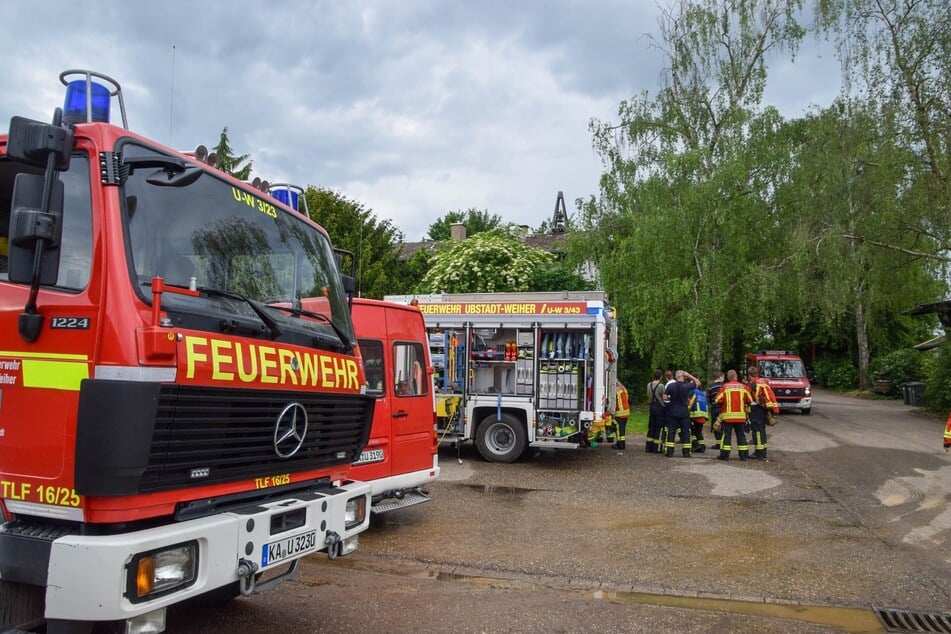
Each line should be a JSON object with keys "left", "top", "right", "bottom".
{"left": 485, "top": 422, "right": 514, "bottom": 455}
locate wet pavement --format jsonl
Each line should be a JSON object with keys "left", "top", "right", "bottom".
{"left": 167, "top": 389, "right": 950, "bottom": 633}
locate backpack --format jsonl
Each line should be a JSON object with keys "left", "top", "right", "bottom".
{"left": 688, "top": 388, "right": 709, "bottom": 421}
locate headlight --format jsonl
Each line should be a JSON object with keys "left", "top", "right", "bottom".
{"left": 127, "top": 541, "right": 198, "bottom": 602}
{"left": 804, "top": 386, "right": 811, "bottom": 396}
{"left": 345, "top": 495, "right": 367, "bottom": 529}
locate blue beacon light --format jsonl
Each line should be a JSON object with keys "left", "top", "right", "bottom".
{"left": 269, "top": 184, "right": 306, "bottom": 215}
{"left": 58, "top": 69, "right": 127, "bottom": 128}
{"left": 62, "top": 80, "right": 110, "bottom": 124}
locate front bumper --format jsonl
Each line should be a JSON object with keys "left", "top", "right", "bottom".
{"left": 42, "top": 480, "right": 371, "bottom": 622}
{"left": 777, "top": 397, "right": 812, "bottom": 410}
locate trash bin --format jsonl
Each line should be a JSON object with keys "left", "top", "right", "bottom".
{"left": 902, "top": 382, "right": 925, "bottom": 406}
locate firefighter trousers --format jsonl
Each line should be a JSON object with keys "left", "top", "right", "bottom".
{"left": 665, "top": 413, "right": 691, "bottom": 456}
{"left": 690, "top": 421, "right": 706, "bottom": 452}
{"left": 748, "top": 406, "right": 768, "bottom": 458}
{"left": 647, "top": 403, "right": 665, "bottom": 453}
{"left": 718, "top": 422, "right": 749, "bottom": 460}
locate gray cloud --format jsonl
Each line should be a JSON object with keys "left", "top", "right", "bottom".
{"left": 0, "top": 1, "right": 840, "bottom": 242}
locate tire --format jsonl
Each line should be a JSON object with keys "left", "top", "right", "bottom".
{"left": 475, "top": 413, "right": 527, "bottom": 463}
{"left": 801, "top": 408, "right": 811, "bottom": 415}
{"left": 0, "top": 580, "right": 44, "bottom": 632}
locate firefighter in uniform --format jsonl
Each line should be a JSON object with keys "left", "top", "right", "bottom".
{"left": 665, "top": 370, "right": 699, "bottom": 457}
{"left": 646, "top": 370, "right": 665, "bottom": 453}
{"left": 747, "top": 365, "right": 779, "bottom": 460}
{"left": 612, "top": 380, "right": 630, "bottom": 450}
{"left": 944, "top": 412, "right": 951, "bottom": 452}
{"left": 707, "top": 372, "right": 725, "bottom": 451}
{"left": 687, "top": 383, "right": 709, "bottom": 453}
{"left": 713, "top": 369, "right": 753, "bottom": 460}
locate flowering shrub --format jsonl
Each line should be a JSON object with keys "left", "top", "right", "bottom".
{"left": 418, "top": 226, "right": 555, "bottom": 293}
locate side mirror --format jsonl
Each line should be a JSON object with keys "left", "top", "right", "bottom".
{"left": 6, "top": 116, "right": 73, "bottom": 171}
{"left": 7, "top": 173, "right": 64, "bottom": 284}
{"left": 341, "top": 274, "right": 356, "bottom": 296}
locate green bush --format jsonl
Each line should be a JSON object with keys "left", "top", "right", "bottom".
{"left": 869, "top": 349, "right": 925, "bottom": 397}
{"left": 813, "top": 358, "right": 857, "bottom": 391}
{"left": 924, "top": 343, "right": 951, "bottom": 412}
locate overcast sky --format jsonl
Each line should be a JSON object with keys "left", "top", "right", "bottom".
{"left": 0, "top": 1, "right": 840, "bottom": 241}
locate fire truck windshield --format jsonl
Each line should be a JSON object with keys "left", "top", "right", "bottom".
{"left": 759, "top": 359, "right": 807, "bottom": 379}
{"left": 121, "top": 142, "right": 355, "bottom": 348}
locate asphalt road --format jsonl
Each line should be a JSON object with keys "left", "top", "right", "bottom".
{"left": 166, "top": 389, "right": 950, "bottom": 633}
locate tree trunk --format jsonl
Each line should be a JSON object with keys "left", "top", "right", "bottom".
{"left": 855, "top": 296, "right": 869, "bottom": 391}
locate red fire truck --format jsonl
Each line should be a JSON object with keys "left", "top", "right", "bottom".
{"left": 349, "top": 299, "right": 439, "bottom": 514}
{"left": 0, "top": 70, "right": 374, "bottom": 632}
{"left": 745, "top": 349, "right": 813, "bottom": 414}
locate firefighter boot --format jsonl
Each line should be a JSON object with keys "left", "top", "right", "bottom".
{"left": 665, "top": 446, "right": 674, "bottom": 458}
{"left": 739, "top": 449, "right": 749, "bottom": 461}
{"left": 717, "top": 450, "right": 729, "bottom": 460}
{"left": 646, "top": 440, "right": 654, "bottom": 453}
{"left": 682, "top": 447, "right": 691, "bottom": 458}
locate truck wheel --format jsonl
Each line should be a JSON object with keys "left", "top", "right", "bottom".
{"left": 0, "top": 580, "right": 44, "bottom": 632}
{"left": 801, "top": 408, "right": 811, "bottom": 415}
{"left": 475, "top": 414, "right": 527, "bottom": 463}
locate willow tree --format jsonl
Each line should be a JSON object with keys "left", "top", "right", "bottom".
{"left": 776, "top": 103, "right": 943, "bottom": 389}
{"left": 818, "top": 0, "right": 950, "bottom": 263}
{"left": 576, "top": 0, "right": 806, "bottom": 376}
{"left": 304, "top": 187, "right": 405, "bottom": 299}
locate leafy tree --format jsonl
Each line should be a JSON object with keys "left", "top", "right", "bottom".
{"left": 303, "top": 188, "right": 405, "bottom": 299}
{"left": 775, "top": 102, "right": 943, "bottom": 389}
{"left": 579, "top": 0, "right": 807, "bottom": 377}
{"left": 426, "top": 208, "right": 502, "bottom": 241}
{"left": 527, "top": 261, "right": 593, "bottom": 293}
{"left": 418, "top": 226, "right": 554, "bottom": 293}
{"left": 817, "top": 0, "right": 950, "bottom": 262}
{"left": 212, "top": 127, "right": 253, "bottom": 180}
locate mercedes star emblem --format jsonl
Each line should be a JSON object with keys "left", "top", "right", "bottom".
{"left": 274, "top": 402, "right": 308, "bottom": 458}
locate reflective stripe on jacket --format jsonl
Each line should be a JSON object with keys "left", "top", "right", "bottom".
{"left": 750, "top": 378, "right": 779, "bottom": 412}
{"left": 714, "top": 381, "right": 753, "bottom": 422}
{"left": 615, "top": 385, "right": 630, "bottom": 418}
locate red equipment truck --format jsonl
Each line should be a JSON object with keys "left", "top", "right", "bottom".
{"left": 744, "top": 349, "right": 813, "bottom": 414}
{"left": 349, "top": 298, "right": 439, "bottom": 514}
{"left": 0, "top": 70, "right": 374, "bottom": 633}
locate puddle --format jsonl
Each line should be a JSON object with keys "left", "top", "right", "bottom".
{"left": 328, "top": 557, "right": 885, "bottom": 633}
{"left": 589, "top": 589, "right": 883, "bottom": 634}
{"left": 452, "top": 483, "right": 537, "bottom": 495}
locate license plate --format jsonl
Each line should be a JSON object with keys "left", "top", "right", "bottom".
{"left": 353, "top": 448, "right": 384, "bottom": 465}
{"left": 261, "top": 530, "right": 317, "bottom": 567}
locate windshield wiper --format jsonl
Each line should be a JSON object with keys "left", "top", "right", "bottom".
{"left": 264, "top": 304, "right": 353, "bottom": 353}
{"left": 198, "top": 287, "right": 282, "bottom": 339}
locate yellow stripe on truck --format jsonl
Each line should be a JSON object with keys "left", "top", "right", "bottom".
{"left": 0, "top": 350, "right": 91, "bottom": 391}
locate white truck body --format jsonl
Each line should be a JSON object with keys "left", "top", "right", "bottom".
{"left": 384, "top": 292, "right": 618, "bottom": 462}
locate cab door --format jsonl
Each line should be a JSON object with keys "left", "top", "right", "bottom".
{"left": 386, "top": 306, "right": 436, "bottom": 476}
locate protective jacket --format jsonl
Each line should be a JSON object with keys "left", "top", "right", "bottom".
{"left": 615, "top": 384, "right": 630, "bottom": 418}
{"left": 944, "top": 412, "right": 951, "bottom": 449}
{"left": 714, "top": 380, "right": 753, "bottom": 423}
{"left": 688, "top": 388, "right": 709, "bottom": 423}
{"left": 749, "top": 378, "right": 779, "bottom": 413}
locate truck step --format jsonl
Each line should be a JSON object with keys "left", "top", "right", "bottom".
{"left": 371, "top": 491, "right": 431, "bottom": 515}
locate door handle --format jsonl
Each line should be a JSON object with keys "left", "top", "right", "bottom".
{"left": 392, "top": 411, "right": 409, "bottom": 418}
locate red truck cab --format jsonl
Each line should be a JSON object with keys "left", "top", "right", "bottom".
{"left": 349, "top": 298, "right": 439, "bottom": 514}
{"left": 745, "top": 350, "right": 813, "bottom": 414}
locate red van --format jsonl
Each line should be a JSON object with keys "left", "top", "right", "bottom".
{"left": 745, "top": 350, "right": 813, "bottom": 415}
{"left": 349, "top": 299, "right": 440, "bottom": 514}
